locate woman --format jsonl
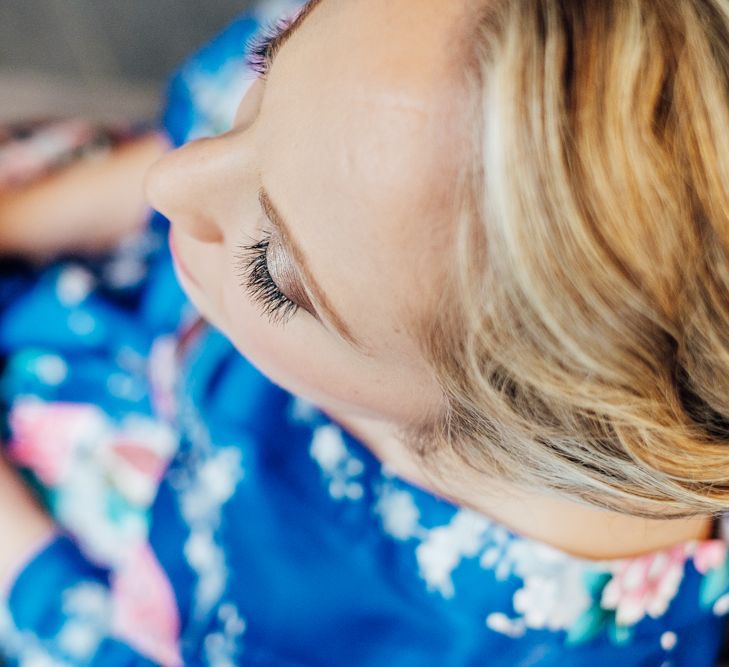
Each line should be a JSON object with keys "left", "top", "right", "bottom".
{"left": 0, "top": 0, "right": 728, "bottom": 664}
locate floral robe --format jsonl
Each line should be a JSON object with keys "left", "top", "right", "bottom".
{"left": 1, "top": 2, "right": 729, "bottom": 665}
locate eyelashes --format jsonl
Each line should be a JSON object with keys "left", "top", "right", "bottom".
{"left": 238, "top": 15, "right": 301, "bottom": 325}
{"left": 234, "top": 231, "right": 300, "bottom": 326}
{"left": 243, "top": 16, "right": 294, "bottom": 79}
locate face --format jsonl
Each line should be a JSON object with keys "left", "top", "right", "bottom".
{"left": 145, "top": 0, "right": 471, "bottom": 436}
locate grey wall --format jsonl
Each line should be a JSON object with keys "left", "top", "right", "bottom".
{"left": 0, "top": 0, "right": 254, "bottom": 84}
{"left": 0, "top": 1, "right": 256, "bottom": 121}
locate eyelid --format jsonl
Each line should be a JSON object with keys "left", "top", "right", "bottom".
{"left": 266, "top": 234, "right": 318, "bottom": 315}
{"left": 258, "top": 187, "right": 369, "bottom": 352}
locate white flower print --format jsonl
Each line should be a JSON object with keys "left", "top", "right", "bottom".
{"left": 0, "top": 582, "right": 112, "bottom": 667}
{"left": 58, "top": 584, "right": 111, "bottom": 660}
{"left": 32, "top": 354, "right": 68, "bottom": 386}
{"left": 179, "top": 449, "right": 244, "bottom": 616}
{"left": 505, "top": 540, "right": 593, "bottom": 632}
{"left": 173, "top": 392, "right": 245, "bottom": 627}
{"left": 374, "top": 486, "right": 421, "bottom": 541}
{"left": 202, "top": 602, "right": 247, "bottom": 667}
{"left": 485, "top": 612, "right": 526, "bottom": 638}
{"left": 415, "top": 510, "right": 491, "bottom": 599}
{"left": 309, "top": 425, "right": 365, "bottom": 501}
{"left": 373, "top": 477, "right": 594, "bottom": 635}
{"left": 714, "top": 593, "right": 729, "bottom": 615}
{"left": 55, "top": 265, "right": 95, "bottom": 307}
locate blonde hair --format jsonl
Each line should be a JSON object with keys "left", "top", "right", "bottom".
{"left": 421, "top": 0, "right": 729, "bottom": 519}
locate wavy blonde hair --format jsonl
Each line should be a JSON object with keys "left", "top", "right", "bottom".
{"left": 420, "top": 0, "right": 729, "bottom": 519}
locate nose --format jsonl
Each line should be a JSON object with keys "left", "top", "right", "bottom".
{"left": 144, "top": 78, "right": 265, "bottom": 244}
{"left": 144, "top": 135, "right": 233, "bottom": 243}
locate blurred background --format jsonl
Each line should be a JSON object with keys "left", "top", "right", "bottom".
{"left": 0, "top": 0, "right": 258, "bottom": 123}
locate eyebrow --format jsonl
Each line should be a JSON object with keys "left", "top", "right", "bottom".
{"left": 258, "top": 187, "right": 367, "bottom": 351}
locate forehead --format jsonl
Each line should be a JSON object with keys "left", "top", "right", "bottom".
{"left": 256, "top": 0, "right": 470, "bottom": 337}
{"left": 262, "top": 0, "right": 469, "bottom": 179}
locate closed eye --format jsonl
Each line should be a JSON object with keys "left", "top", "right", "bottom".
{"left": 234, "top": 231, "right": 300, "bottom": 325}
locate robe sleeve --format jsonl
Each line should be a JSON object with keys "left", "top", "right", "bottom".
{"left": 1, "top": 534, "right": 177, "bottom": 666}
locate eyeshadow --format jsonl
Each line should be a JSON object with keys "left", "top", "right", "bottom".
{"left": 266, "top": 233, "right": 316, "bottom": 314}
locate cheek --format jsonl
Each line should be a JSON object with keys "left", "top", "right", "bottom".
{"left": 219, "top": 275, "right": 360, "bottom": 406}
{"left": 218, "top": 272, "right": 428, "bottom": 423}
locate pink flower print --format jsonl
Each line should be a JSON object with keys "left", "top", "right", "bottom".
{"left": 693, "top": 540, "right": 728, "bottom": 575}
{"left": 601, "top": 544, "right": 688, "bottom": 626}
{"left": 148, "top": 336, "right": 179, "bottom": 422}
{"left": 108, "top": 439, "right": 170, "bottom": 507}
{"left": 111, "top": 542, "right": 182, "bottom": 667}
{"left": 7, "top": 400, "right": 107, "bottom": 485}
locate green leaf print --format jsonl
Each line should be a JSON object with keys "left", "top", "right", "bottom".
{"left": 565, "top": 605, "right": 609, "bottom": 646}
{"left": 699, "top": 562, "right": 729, "bottom": 609}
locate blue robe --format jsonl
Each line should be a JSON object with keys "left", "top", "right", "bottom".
{"left": 1, "top": 3, "right": 729, "bottom": 665}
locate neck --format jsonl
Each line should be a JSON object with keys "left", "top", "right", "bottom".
{"left": 323, "top": 408, "right": 716, "bottom": 560}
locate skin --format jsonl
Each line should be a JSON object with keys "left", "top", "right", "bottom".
{"left": 0, "top": 132, "right": 168, "bottom": 261}
{"left": 145, "top": 0, "right": 715, "bottom": 556}
{"left": 0, "top": 0, "right": 714, "bottom": 586}
{"left": 146, "top": 0, "right": 465, "bottom": 430}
